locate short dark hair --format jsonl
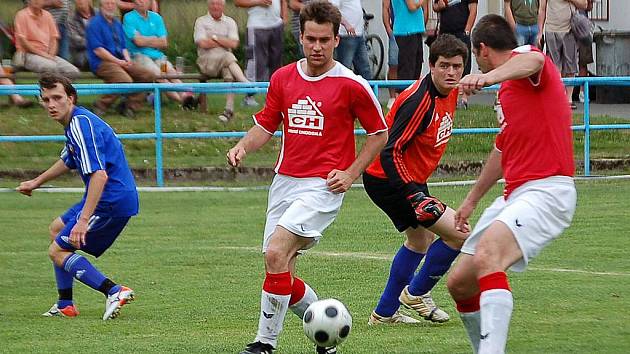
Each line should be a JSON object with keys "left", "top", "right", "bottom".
{"left": 299, "top": 0, "right": 342, "bottom": 36}
{"left": 471, "top": 14, "right": 518, "bottom": 52}
{"left": 429, "top": 34, "right": 469, "bottom": 66}
{"left": 38, "top": 72, "right": 78, "bottom": 104}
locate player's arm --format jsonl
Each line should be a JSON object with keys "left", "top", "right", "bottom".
{"left": 70, "top": 170, "right": 108, "bottom": 247}
{"left": 227, "top": 126, "right": 273, "bottom": 167}
{"left": 455, "top": 147, "right": 503, "bottom": 231}
{"left": 459, "top": 51, "right": 545, "bottom": 95}
{"left": 16, "top": 159, "right": 70, "bottom": 196}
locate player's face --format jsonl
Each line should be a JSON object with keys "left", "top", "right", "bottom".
{"left": 41, "top": 83, "right": 74, "bottom": 125}
{"left": 301, "top": 21, "right": 339, "bottom": 73}
{"left": 430, "top": 55, "right": 465, "bottom": 94}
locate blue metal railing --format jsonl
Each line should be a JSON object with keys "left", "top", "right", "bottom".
{"left": 1, "top": 77, "right": 630, "bottom": 186}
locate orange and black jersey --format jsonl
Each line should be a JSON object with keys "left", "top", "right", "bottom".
{"left": 365, "top": 74, "right": 458, "bottom": 197}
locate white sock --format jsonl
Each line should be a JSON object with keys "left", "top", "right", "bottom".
{"left": 479, "top": 289, "right": 513, "bottom": 354}
{"left": 460, "top": 311, "right": 481, "bottom": 354}
{"left": 255, "top": 290, "right": 291, "bottom": 348}
{"left": 289, "top": 283, "right": 318, "bottom": 319}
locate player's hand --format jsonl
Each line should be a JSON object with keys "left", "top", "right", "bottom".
{"left": 326, "top": 169, "right": 354, "bottom": 194}
{"left": 69, "top": 219, "right": 89, "bottom": 248}
{"left": 459, "top": 74, "right": 491, "bottom": 96}
{"left": 16, "top": 179, "right": 39, "bottom": 197}
{"left": 227, "top": 145, "right": 246, "bottom": 167}
{"left": 407, "top": 192, "right": 445, "bottom": 224}
{"left": 455, "top": 198, "right": 475, "bottom": 232}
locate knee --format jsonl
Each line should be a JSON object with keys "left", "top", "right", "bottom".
{"left": 446, "top": 273, "right": 469, "bottom": 300}
{"left": 264, "top": 247, "right": 289, "bottom": 272}
{"left": 48, "top": 242, "right": 61, "bottom": 264}
{"left": 404, "top": 233, "right": 432, "bottom": 253}
{"left": 472, "top": 246, "right": 497, "bottom": 274}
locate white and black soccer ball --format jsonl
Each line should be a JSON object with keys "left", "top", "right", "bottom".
{"left": 303, "top": 298, "right": 352, "bottom": 348}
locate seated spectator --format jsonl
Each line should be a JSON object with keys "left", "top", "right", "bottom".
{"left": 0, "top": 66, "right": 34, "bottom": 108}
{"left": 13, "top": 0, "right": 79, "bottom": 78}
{"left": 67, "top": 0, "right": 96, "bottom": 70}
{"left": 194, "top": 0, "right": 250, "bottom": 122}
{"left": 123, "top": 0, "right": 195, "bottom": 108}
{"left": 86, "top": 0, "right": 156, "bottom": 118}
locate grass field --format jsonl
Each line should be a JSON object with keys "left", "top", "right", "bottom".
{"left": 1, "top": 179, "right": 629, "bottom": 353}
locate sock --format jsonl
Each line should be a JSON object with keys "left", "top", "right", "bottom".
{"left": 478, "top": 272, "right": 513, "bottom": 354}
{"left": 408, "top": 238, "right": 459, "bottom": 296}
{"left": 289, "top": 277, "right": 318, "bottom": 319}
{"left": 456, "top": 293, "right": 481, "bottom": 354}
{"left": 255, "top": 271, "right": 292, "bottom": 348}
{"left": 54, "top": 263, "right": 74, "bottom": 307}
{"left": 374, "top": 245, "right": 424, "bottom": 317}
{"left": 62, "top": 253, "right": 108, "bottom": 294}
{"left": 99, "top": 279, "right": 119, "bottom": 296}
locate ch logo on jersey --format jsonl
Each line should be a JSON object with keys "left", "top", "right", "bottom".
{"left": 434, "top": 112, "right": 453, "bottom": 147}
{"left": 287, "top": 96, "right": 324, "bottom": 136}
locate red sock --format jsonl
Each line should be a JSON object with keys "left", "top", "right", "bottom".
{"left": 455, "top": 292, "right": 481, "bottom": 313}
{"left": 289, "top": 277, "right": 306, "bottom": 306}
{"left": 263, "top": 271, "right": 292, "bottom": 296}
{"left": 478, "top": 271, "right": 511, "bottom": 293}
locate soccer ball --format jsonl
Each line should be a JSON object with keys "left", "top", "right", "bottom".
{"left": 303, "top": 298, "right": 352, "bottom": 347}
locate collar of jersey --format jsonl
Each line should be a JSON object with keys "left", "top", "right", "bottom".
{"left": 296, "top": 59, "right": 339, "bottom": 82}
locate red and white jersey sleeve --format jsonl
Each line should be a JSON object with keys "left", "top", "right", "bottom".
{"left": 253, "top": 60, "right": 387, "bottom": 179}
{"left": 496, "top": 45, "right": 574, "bottom": 198}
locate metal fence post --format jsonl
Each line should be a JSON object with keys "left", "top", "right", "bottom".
{"left": 154, "top": 87, "right": 164, "bottom": 186}
{"left": 584, "top": 82, "right": 591, "bottom": 176}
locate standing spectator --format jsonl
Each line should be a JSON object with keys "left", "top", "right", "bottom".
{"left": 504, "top": 0, "right": 540, "bottom": 46}
{"left": 234, "top": 0, "right": 287, "bottom": 108}
{"left": 13, "top": 0, "right": 79, "bottom": 77}
{"left": 574, "top": 0, "right": 594, "bottom": 104}
{"left": 123, "top": 0, "right": 196, "bottom": 107}
{"left": 391, "top": 0, "right": 428, "bottom": 84}
{"left": 288, "top": 0, "right": 312, "bottom": 58}
{"left": 433, "top": 0, "right": 477, "bottom": 108}
{"left": 86, "top": 0, "right": 156, "bottom": 117}
{"left": 194, "top": 0, "right": 251, "bottom": 122}
{"left": 68, "top": 0, "right": 96, "bottom": 70}
{"left": 330, "top": 0, "right": 371, "bottom": 79}
{"left": 538, "top": 0, "right": 588, "bottom": 110}
{"left": 383, "top": 0, "right": 398, "bottom": 109}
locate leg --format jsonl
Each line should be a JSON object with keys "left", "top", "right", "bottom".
{"left": 95, "top": 61, "right": 134, "bottom": 110}
{"left": 352, "top": 35, "right": 372, "bottom": 79}
{"left": 287, "top": 255, "right": 318, "bottom": 320}
{"left": 386, "top": 35, "right": 399, "bottom": 105}
{"left": 447, "top": 253, "right": 482, "bottom": 353}
{"left": 267, "top": 24, "right": 284, "bottom": 77}
{"left": 53, "top": 57, "right": 80, "bottom": 79}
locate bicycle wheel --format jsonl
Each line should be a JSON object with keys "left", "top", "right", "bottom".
{"left": 365, "top": 34, "right": 384, "bottom": 80}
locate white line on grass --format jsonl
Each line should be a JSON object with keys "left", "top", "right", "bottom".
{"left": 215, "top": 246, "right": 630, "bottom": 277}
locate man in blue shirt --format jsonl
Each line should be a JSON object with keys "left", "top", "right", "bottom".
{"left": 17, "top": 73, "right": 139, "bottom": 320}
{"left": 86, "top": 0, "right": 155, "bottom": 118}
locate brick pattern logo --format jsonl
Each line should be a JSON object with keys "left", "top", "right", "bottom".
{"left": 287, "top": 96, "right": 324, "bottom": 136}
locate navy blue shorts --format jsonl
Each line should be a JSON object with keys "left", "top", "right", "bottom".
{"left": 56, "top": 202, "right": 130, "bottom": 257}
{"left": 363, "top": 173, "right": 443, "bottom": 232}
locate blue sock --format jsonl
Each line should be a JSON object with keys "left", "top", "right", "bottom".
{"left": 408, "top": 238, "right": 460, "bottom": 296}
{"left": 54, "top": 263, "right": 74, "bottom": 307}
{"left": 375, "top": 245, "right": 424, "bottom": 317}
{"left": 62, "top": 253, "right": 107, "bottom": 292}
{"left": 109, "top": 285, "right": 122, "bottom": 296}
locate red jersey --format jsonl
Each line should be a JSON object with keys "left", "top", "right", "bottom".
{"left": 496, "top": 45, "right": 575, "bottom": 198}
{"left": 254, "top": 60, "right": 387, "bottom": 179}
{"left": 366, "top": 74, "right": 458, "bottom": 196}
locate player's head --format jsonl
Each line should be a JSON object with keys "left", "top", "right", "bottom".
{"left": 299, "top": 1, "right": 341, "bottom": 72}
{"left": 470, "top": 14, "right": 518, "bottom": 73}
{"left": 39, "top": 73, "right": 77, "bottom": 124}
{"left": 428, "top": 34, "right": 468, "bottom": 95}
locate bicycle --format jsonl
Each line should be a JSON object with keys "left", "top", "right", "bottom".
{"left": 363, "top": 11, "right": 384, "bottom": 80}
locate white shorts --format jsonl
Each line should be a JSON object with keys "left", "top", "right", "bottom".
{"left": 461, "top": 176, "right": 577, "bottom": 272}
{"left": 262, "top": 174, "right": 344, "bottom": 252}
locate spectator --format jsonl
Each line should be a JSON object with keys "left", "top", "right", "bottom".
{"left": 0, "top": 67, "right": 34, "bottom": 108}
{"left": 288, "top": 0, "right": 312, "bottom": 58}
{"left": 433, "top": 0, "right": 477, "bottom": 108}
{"left": 538, "top": 0, "right": 588, "bottom": 109}
{"left": 329, "top": 0, "right": 371, "bottom": 79}
{"left": 67, "top": 0, "right": 96, "bottom": 70}
{"left": 234, "top": 0, "right": 287, "bottom": 108}
{"left": 391, "top": 0, "right": 428, "bottom": 84}
{"left": 123, "top": 0, "right": 195, "bottom": 108}
{"left": 574, "top": 0, "right": 594, "bottom": 104}
{"left": 44, "top": 0, "right": 71, "bottom": 61}
{"left": 383, "top": 0, "right": 398, "bottom": 109}
{"left": 504, "top": 0, "right": 540, "bottom": 46}
{"left": 86, "top": 0, "right": 156, "bottom": 117}
{"left": 118, "top": 0, "right": 158, "bottom": 17}
{"left": 13, "top": 0, "right": 79, "bottom": 78}
{"left": 194, "top": 0, "right": 251, "bottom": 122}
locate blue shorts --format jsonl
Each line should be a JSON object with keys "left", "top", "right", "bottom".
{"left": 388, "top": 35, "right": 399, "bottom": 67}
{"left": 56, "top": 202, "right": 131, "bottom": 257}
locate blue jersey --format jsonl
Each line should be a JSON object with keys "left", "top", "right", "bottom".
{"left": 61, "top": 106, "right": 139, "bottom": 217}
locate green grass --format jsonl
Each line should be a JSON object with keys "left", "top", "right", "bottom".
{"left": 0, "top": 179, "right": 629, "bottom": 353}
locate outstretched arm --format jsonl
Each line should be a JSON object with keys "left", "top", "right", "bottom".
{"left": 16, "top": 159, "right": 70, "bottom": 196}
{"left": 227, "top": 125, "right": 274, "bottom": 167}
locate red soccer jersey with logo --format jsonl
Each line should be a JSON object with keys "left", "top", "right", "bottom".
{"left": 366, "top": 75, "right": 458, "bottom": 195}
{"left": 253, "top": 60, "right": 387, "bottom": 179}
{"left": 496, "top": 45, "right": 575, "bottom": 198}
